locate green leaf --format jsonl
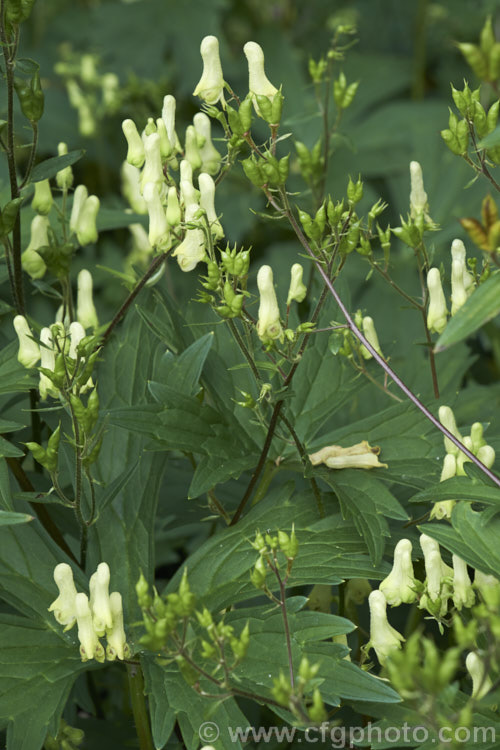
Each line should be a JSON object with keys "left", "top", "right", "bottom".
{"left": 29, "top": 149, "right": 85, "bottom": 183}
{"left": 152, "top": 332, "right": 214, "bottom": 397}
{"left": 96, "top": 208, "right": 147, "bottom": 231}
{"left": 317, "top": 470, "right": 408, "bottom": 565}
{"left": 164, "top": 486, "right": 390, "bottom": 612}
{"left": 87, "top": 303, "right": 168, "bottom": 621}
{"left": 0, "top": 459, "right": 12, "bottom": 511}
{"left": 411, "top": 476, "right": 500, "bottom": 507}
{"left": 477, "top": 124, "right": 500, "bottom": 148}
{"left": 435, "top": 274, "right": 500, "bottom": 350}
{"left": 0, "top": 615, "right": 87, "bottom": 749}
{"left": 0, "top": 510, "right": 33, "bottom": 526}
{"left": 0, "top": 436, "right": 24, "bottom": 458}
{"left": 142, "top": 659, "right": 248, "bottom": 750}
{"left": 0, "top": 341, "right": 38, "bottom": 395}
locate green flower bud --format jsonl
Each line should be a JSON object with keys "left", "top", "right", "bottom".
{"left": 308, "top": 688, "right": 327, "bottom": 723}
{"left": 457, "top": 42, "right": 488, "bottom": 79}
{"left": 122, "top": 119, "right": 145, "bottom": 168}
{"left": 13, "top": 314, "right": 40, "bottom": 368}
{"left": 193, "top": 35, "right": 225, "bottom": 106}
{"left": 239, "top": 95, "right": 253, "bottom": 132}
{"left": 250, "top": 555, "right": 267, "bottom": 589}
{"left": 55, "top": 142, "right": 74, "bottom": 190}
{"left": 241, "top": 156, "right": 266, "bottom": 187}
{"left": 347, "top": 175, "right": 363, "bottom": 205}
{"left": 286, "top": 263, "right": 307, "bottom": 305}
{"left": 136, "top": 572, "right": 151, "bottom": 608}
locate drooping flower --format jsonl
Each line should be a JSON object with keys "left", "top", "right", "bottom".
{"left": 379, "top": 539, "right": 417, "bottom": 606}
{"left": 89, "top": 562, "right": 113, "bottom": 637}
{"left": 466, "top": 652, "right": 493, "bottom": 700}
{"left": 48, "top": 563, "right": 78, "bottom": 630}
{"left": 106, "top": 592, "right": 131, "bottom": 661}
{"left": 308, "top": 440, "right": 387, "bottom": 470}
{"left": 243, "top": 41, "right": 278, "bottom": 104}
{"left": 122, "top": 118, "right": 145, "bottom": 168}
{"left": 256, "top": 265, "right": 283, "bottom": 344}
{"left": 75, "top": 592, "right": 105, "bottom": 663}
{"left": 143, "top": 181, "right": 169, "bottom": 249}
{"left": 13, "top": 315, "right": 40, "bottom": 368}
{"left": 430, "top": 453, "right": 457, "bottom": 520}
{"left": 21, "top": 215, "right": 49, "bottom": 279}
{"left": 367, "top": 590, "right": 405, "bottom": 665}
{"left": 75, "top": 195, "right": 100, "bottom": 246}
{"left": 69, "top": 184, "right": 89, "bottom": 235}
{"left": 193, "top": 35, "right": 225, "bottom": 106}
{"left": 172, "top": 201, "right": 206, "bottom": 272}
{"left": 31, "top": 179, "right": 53, "bottom": 216}
{"left": 452, "top": 555, "right": 475, "bottom": 610}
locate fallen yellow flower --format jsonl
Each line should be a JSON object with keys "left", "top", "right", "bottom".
{"left": 308, "top": 440, "right": 387, "bottom": 470}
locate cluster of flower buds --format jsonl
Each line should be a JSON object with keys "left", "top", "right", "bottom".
{"left": 426, "top": 239, "right": 476, "bottom": 334}
{"left": 48, "top": 562, "right": 130, "bottom": 662}
{"left": 136, "top": 569, "right": 196, "bottom": 652}
{"left": 13, "top": 276, "right": 99, "bottom": 397}
{"left": 366, "top": 534, "right": 496, "bottom": 667}
{"left": 272, "top": 657, "right": 326, "bottom": 723}
{"left": 441, "top": 75, "right": 500, "bottom": 162}
{"left": 121, "top": 95, "right": 223, "bottom": 274}
{"left": 431, "top": 405, "right": 495, "bottom": 519}
{"left": 55, "top": 47, "right": 120, "bottom": 137}
{"left": 44, "top": 719, "right": 84, "bottom": 750}
{"left": 249, "top": 527, "right": 299, "bottom": 592}
{"left": 308, "top": 440, "right": 387, "bottom": 471}
{"left": 21, "top": 144, "right": 100, "bottom": 281}
{"left": 254, "top": 263, "right": 312, "bottom": 346}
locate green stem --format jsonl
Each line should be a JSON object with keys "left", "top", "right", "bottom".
{"left": 126, "top": 663, "right": 154, "bottom": 750}
{"left": 279, "top": 411, "right": 325, "bottom": 518}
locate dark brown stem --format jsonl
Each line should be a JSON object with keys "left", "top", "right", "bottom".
{"left": 421, "top": 308, "right": 440, "bottom": 398}
{"left": 99, "top": 252, "right": 168, "bottom": 350}
{"left": 5, "top": 456, "right": 79, "bottom": 563}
